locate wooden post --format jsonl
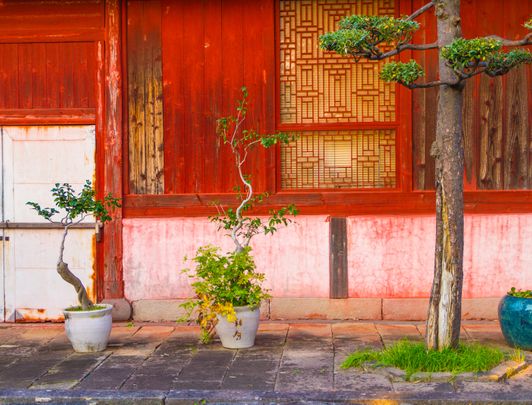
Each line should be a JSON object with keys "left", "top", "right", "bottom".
{"left": 102, "top": 0, "right": 124, "bottom": 299}
{"left": 329, "top": 217, "right": 348, "bottom": 299}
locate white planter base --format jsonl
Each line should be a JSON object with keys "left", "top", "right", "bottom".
{"left": 63, "top": 304, "right": 113, "bottom": 352}
{"left": 215, "top": 305, "right": 260, "bottom": 349}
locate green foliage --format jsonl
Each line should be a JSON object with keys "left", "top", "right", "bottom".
{"left": 485, "top": 49, "right": 532, "bottom": 76}
{"left": 508, "top": 287, "right": 532, "bottom": 299}
{"left": 182, "top": 88, "right": 297, "bottom": 343}
{"left": 27, "top": 180, "right": 120, "bottom": 225}
{"left": 525, "top": 17, "right": 532, "bottom": 30}
{"left": 320, "top": 15, "right": 419, "bottom": 58}
{"left": 65, "top": 305, "right": 107, "bottom": 312}
{"left": 211, "top": 87, "right": 298, "bottom": 248}
{"left": 441, "top": 37, "right": 502, "bottom": 71}
{"left": 216, "top": 86, "right": 294, "bottom": 150}
{"left": 181, "top": 246, "right": 270, "bottom": 343}
{"left": 342, "top": 340, "right": 504, "bottom": 379}
{"left": 380, "top": 60, "right": 424, "bottom": 85}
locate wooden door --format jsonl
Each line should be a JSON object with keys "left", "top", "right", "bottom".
{"left": 0, "top": 126, "right": 96, "bottom": 322}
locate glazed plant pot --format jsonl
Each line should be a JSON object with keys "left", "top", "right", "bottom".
{"left": 63, "top": 304, "right": 113, "bottom": 352}
{"left": 215, "top": 305, "right": 260, "bottom": 349}
{"left": 498, "top": 295, "right": 532, "bottom": 350}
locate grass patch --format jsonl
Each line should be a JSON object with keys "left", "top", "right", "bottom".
{"left": 342, "top": 340, "right": 504, "bottom": 378}
{"left": 65, "top": 305, "right": 107, "bottom": 312}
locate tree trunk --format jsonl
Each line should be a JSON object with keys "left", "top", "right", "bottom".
{"left": 426, "top": 0, "right": 465, "bottom": 351}
{"left": 57, "top": 261, "right": 94, "bottom": 310}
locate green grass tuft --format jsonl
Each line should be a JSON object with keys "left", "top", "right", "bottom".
{"left": 65, "top": 305, "right": 107, "bottom": 312}
{"left": 341, "top": 340, "right": 504, "bottom": 378}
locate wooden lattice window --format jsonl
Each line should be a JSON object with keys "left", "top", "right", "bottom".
{"left": 279, "top": 0, "right": 398, "bottom": 190}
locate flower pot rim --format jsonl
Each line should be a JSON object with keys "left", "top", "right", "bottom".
{"left": 230, "top": 304, "right": 260, "bottom": 312}
{"left": 504, "top": 294, "right": 532, "bottom": 299}
{"left": 63, "top": 303, "right": 113, "bottom": 316}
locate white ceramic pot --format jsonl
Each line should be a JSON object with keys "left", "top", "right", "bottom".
{"left": 63, "top": 304, "right": 113, "bottom": 352}
{"left": 215, "top": 305, "right": 260, "bottom": 349}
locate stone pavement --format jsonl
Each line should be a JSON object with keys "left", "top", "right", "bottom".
{"left": 0, "top": 321, "right": 531, "bottom": 404}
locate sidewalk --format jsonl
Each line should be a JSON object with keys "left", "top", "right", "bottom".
{"left": 0, "top": 321, "right": 531, "bottom": 404}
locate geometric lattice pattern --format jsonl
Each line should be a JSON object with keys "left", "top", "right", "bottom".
{"left": 281, "top": 130, "right": 396, "bottom": 189}
{"left": 279, "top": 0, "right": 396, "bottom": 124}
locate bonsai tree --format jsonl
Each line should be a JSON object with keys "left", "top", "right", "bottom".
{"left": 27, "top": 181, "right": 120, "bottom": 310}
{"left": 182, "top": 87, "right": 298, "bottom": 343}
{"left": 320, "top": 1, "right": 531, "bottom": 350}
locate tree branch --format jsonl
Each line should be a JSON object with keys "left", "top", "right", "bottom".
{"left": 406, "top": 79, "right": 458, "bottom": 89}
{"left": 407, "top": 1, "right": 435, "bottom": 21}
{"left": 368, "top": 41, "right": 439, "bottom": 60}
{"left": 405, "top": 67, "right": 487, "bottom": 89}
{"left": 486, "top": 33, "right": 532, "bottom": 47}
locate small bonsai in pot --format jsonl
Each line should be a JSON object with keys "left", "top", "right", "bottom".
{"left": 182, "top": 87, "right": 297, "bottom": 348}
{"left": 499, "top": 288, "right": 532, "bottom": 350}
{"left": 27, "top": 181, "right": 120, "bottom": 352}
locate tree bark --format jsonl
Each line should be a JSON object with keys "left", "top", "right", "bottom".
{"left": 57, "top": 261, "right": 94, "bottom": 310}
{"left": 426, "top": 0, "right": 465, "bottom": 351}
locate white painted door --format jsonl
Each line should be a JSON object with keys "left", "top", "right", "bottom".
{"left": 1, "top": 126, "right": 96, "bottom": 322}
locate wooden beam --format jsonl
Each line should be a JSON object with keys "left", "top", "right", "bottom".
{"left": 329, "top": 217, "right": 348, "bottom": 299}
{"left": 122, "top": 190, "right": 532, "bottom": 217}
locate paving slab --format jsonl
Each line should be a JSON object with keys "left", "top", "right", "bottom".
{"left": 374, "top": 322, "right": 423, "bottom": 347}
{"left": 31, "top": 352, "right": 110, "bottom": 389}
{"left": 75, "top": 355, "right": 144, "bottom": 390}
{"left": 0, "top": 321, "right": 529, "bottom": 404}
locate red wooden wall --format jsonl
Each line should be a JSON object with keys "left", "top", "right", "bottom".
{"left": 0, "top": 0, "right": 104, "bottom": 125}
{"left": 124, "top": 0, "right": 531, "bottom": 217}
{"left": 413, "top": 0, "right": 532, "bottom": 191}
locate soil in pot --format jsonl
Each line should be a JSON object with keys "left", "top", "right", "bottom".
{"left": 63, "top": 303, "right": 113, "bottom": 352}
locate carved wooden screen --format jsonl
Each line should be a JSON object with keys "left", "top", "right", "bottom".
{"left": 279, "top": 0, "right": 398, "bottom": 190}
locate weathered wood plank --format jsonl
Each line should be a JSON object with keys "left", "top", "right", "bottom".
{"left": 462, "top": 79, "right": 475, "bottom": 187}
{"left": 330, "top": 217, "right": 348, "bottom": 299}
{"left": 504, "top": 66, "right": 529, "bottom": 189}
{"left": 478, "top": 76, "right": 502, "bottom": 189}
{"left": 162, "top": 0, "right": 185, "bottom": 194}
{"left": 103, "top": 0, "right": 124, "bottom": 299}
{"left": 127, "top": 0, "right": 164, "bottom": 195}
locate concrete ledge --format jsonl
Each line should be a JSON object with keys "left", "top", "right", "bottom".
{"left": 132, "top": 299, "right": 270, "bottom": 322}
{"left": 102, "top": 298, "right": 132, "bottom": 322}
{"left": 130, "top": 298, "right": 501, "bottom": 321}
{"left": 383, "top": 298, "right": 429, "bottom": 321}
{"left": 270, "top": 298, "right": 381, "bottom": 320}
{"left": 462, "top": 298, "right": 500, "bottom": 320}
{"left": 132, "top": 299, "right": 188, "bottom": 322}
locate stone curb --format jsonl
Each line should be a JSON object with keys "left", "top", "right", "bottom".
{"left": 3, "top": 389, "right": 532, "bottom": 404}
{"left": 359, "top": 361, "right": 529, "bottom": 383}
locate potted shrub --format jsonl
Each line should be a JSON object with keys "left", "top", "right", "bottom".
{"left": 27, "top": 181, "right": 120, "bottom": 352}
{"left": 182, "top": 87, "right": 297, "bottom": 348}
{"left": 498, "top": 287, "right": 532, "bottom": 350}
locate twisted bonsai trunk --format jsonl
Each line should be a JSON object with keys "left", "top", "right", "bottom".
{"left": 58, "top": 225, "right": 93, "bottom": 310}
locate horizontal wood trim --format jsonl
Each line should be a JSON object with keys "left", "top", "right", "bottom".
{"left": 0, "top": 108, "right": 95, "bottom": 125}
{"left": 277, "top": 122, "right": 399, "bottom": 131}
{"left": 123, "top": 191, "right": 532, "bottom": 217}
{"left": 0, "top": 29, "right": 104, "bottom": 43}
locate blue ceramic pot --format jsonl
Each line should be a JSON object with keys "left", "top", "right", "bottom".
{"left": 498, "top": 294, "right": 532, "bottom": 350}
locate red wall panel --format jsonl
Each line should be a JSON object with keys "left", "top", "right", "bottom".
{"left": 161, "top": 0, "right": 276, "bottom": 194}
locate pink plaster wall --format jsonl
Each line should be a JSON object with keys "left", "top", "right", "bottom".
{"left": 347, "top": 214, "right": 532, "bottom": 298}
{"left": 123, "top": 214, "right": 532, "bottom": 301}
{"left": 123, "top": 216, "right": 330, "bottom": 301}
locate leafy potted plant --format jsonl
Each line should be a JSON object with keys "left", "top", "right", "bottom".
{"left": 499, "top": 288, "right": 532, "bottom": 350}
{"left": 27, "top": 181, "right": 120, "bottom": 352}
{"left": 182, "top": 87, "right": 297, "bottom": 348}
